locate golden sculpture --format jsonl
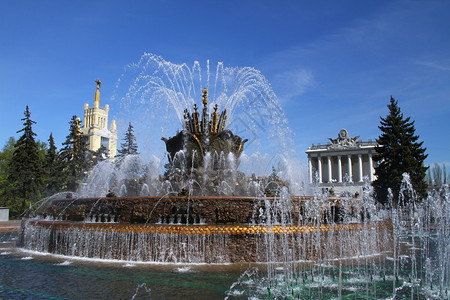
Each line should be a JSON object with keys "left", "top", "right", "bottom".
{"left": 211, "top": 104, "right": 219, "bottom": 134}
{"left": 164, "top": 88, "right": 247, "bottom": 171}
{"left": 192, "top": 104, "right": 200, "bottom": 134}
{"left": 202, "top": 88, "right": 208, "bottom": 107}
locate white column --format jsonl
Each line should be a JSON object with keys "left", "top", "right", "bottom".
{"left": 317, "top": 156, "right": 322, "bottom": 183}
{"left": 337, "top": 155, "right": 342, "bottom": 183}
{"left": 308, "top": 157, "right": 313, "bottom": 184}
{"left": 368, "top": 153, "right": 374, "bottom": 182}
{"left": 327, "top": 156, "right": 332, "bottom": 183}
{"left": 358, "top": 154, "right": 363, "bottom": 182}
{"left": 347, "top": 155, "right": 353, "bottom": 182}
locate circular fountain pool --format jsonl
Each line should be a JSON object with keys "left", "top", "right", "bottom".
{"left": 13, "top": 55, "right": 449, "bottom": 299}
{"left": 19, "top": 195, "right": 393, "bottom": 264}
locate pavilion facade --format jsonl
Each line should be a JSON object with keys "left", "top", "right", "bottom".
{"left": 305, "top": 129, "right": 378, "bottom": 196}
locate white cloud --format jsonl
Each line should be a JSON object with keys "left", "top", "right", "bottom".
{"left": 273, "top": 68, "right": 316, "bottom": 101}
{"left": 414, "top": 60, "right": 450, "bottom": 71}
{"left": 256, "top": 1, "right": 450, "bottom": 167}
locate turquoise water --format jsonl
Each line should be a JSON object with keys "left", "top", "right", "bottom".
{"left": 0, "top": 232, "right": 242, "bottom": 299}
{"left": 2, "top": 231, "right": 448, "bottom": 299}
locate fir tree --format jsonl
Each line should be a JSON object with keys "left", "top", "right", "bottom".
{"left": 43, "top": 133, "right": 63, "bottom": 196}
{"left": 6, "top": 106, "right": 43, "bottom": 215}
{"left": 89, "top": 145, "right": 109, "bottom": 167}
{"left": 59, "top": 116, "right": 89, "bottom": 191}
{"left": 117, "top": 122, "right": 139, "bottom": 157}
{"left": 373, "top": 97, "right": 428, "bottom": 205}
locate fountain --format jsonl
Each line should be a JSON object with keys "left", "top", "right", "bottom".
{"left": 17, "top": 55, "right": 449, "bottom": 298}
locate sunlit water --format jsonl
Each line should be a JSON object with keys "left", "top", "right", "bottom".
{"left": 1, "top": 232, "right": 241, "bottom": 299}
{"left": 9, "top": 54, "right": 450, "bottom": 299}
{"left": 13, "top": 178, "right": 450, "bottom": 299}
{"left": 3, "top": 225, "right": 447, "bottom": 299}
{"left": 78, "top": 54, "right": 307, "bottom": 199}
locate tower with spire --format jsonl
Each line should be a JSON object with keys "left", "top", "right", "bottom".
{"left": 82, "top": 79, "right": 117, "bottom": 157}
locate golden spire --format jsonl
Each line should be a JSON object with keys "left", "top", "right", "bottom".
{"left": 211, "top": 104, "right": 219, "bottom": 134}
{"left": 94, "top": 78, "right": 101, "bottom": 109}
{"left": 193, "top": 104, "right": 200, "bottom": 134}
{"left": 202, "top": 88, "right": 208, "bottom": 107}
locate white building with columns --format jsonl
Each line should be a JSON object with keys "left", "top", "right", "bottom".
{"left": 306, "top": 129, "right": 378, "bottom": 196}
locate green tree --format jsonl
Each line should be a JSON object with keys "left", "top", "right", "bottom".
{"left": 43, "top": 133, "right": 63, "bottom": 196}
{"left": 373, "top": 97, "right": 428, "bottom": 205}
{"left": 427, "top": 163, "right": 448, "bottom": 188}
{"left": 88, "top": 145, "right": 109, "bottom": 168}
{"left": 117, "top": 122, "right": 139, "bottom": 157}
{"left": 5, "top": 106, "right": 44, "bottom": 215}
{"left": 0, "top": 137, "right": 16, "bottom": 185}
{"left": 432, "top": 163, "right": 443, "bottom": 187}
{"left": 0, "top": 138, "right": 16, "bottom": 210}
{"left": 59, "top": 116, "right": 89, "bottom": 191}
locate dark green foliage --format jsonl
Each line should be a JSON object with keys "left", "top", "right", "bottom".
{"left": 117, "top": 122, "right": 139, "bottom": 157}
{"left": 89, "top": 145, "right": 109, "bottom": 167}
{"left": 4, "top": 106, "right": 44, "bottom": 216}
{"left": 59, "top": 116, "right": 90, "bottom": 191}
{"left": 1, "top": 111, "right": 106, "bottom": 216}
{"left": 0, "top": 137, "right": 16, "bottom": 185}
{"left": 373, "top": 97, "right": 428, "bottom": 205}
{"left": 43, "top": 133, "right": 63, "bottom": 196}
{"left": 0, "top": 138, "right": 17, "bottom": 212}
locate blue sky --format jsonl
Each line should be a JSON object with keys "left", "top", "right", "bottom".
{"left": 0, "top": 0, "right": 449, "bottom": 167}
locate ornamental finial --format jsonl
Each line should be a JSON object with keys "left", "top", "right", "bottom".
{"left": 202, "top": 88, "right": 208, "bottom": 107}
{"left": 95, "top": 79, "right": 102, "bottom": 90}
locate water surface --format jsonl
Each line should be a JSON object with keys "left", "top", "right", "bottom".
{"left": 1, "top": 232, "right": 243, "bottom": 299}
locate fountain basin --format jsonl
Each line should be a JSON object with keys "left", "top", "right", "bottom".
{"left": 19, "top": 218, "right": 392, "bottom": 263}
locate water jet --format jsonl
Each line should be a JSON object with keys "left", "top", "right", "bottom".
{"left": 15, "top": 55, "right": 449, "bottom": 298}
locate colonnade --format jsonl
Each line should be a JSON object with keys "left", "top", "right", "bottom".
{"left": 308, "top": 152, "right": 375, "bottom": 184}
